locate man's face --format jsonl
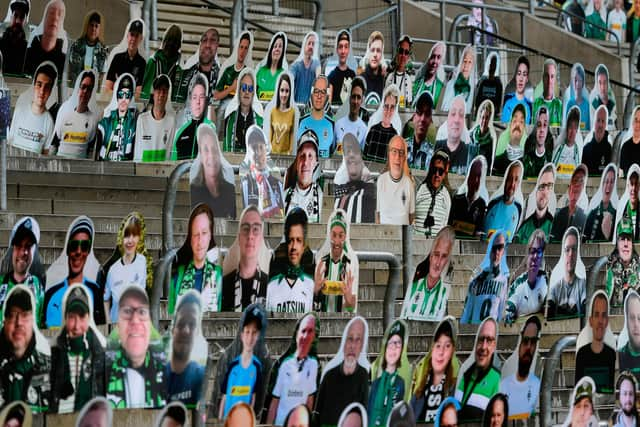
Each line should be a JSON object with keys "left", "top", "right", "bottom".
{"left": 127, "top": 32, "right": 142, "bottom": 51}
{"left": 296, "top": 315, "right": 316, "bottom": 358}
{"left": 382, "top": 95, "right": 396, "bottom": 125}
{"left": 620, "top": 378, "right": 636, "bottom": 415}
{"left": 569, "top": 171, "right": 585, "bottom": 207}
{"left": 345, "top": 149, "right": 363, "bottom": 182}
{"left": 44, "top": 2, "right": 63, "bottom": 37}
{"left": 344, "top": 320, "right": 365, "bottom": 369}
{"left": 428, "top": 239, "right": 451, "bottom": 282}
{"left": 594, "top": 108, "right": 607, "bottom": 141}
{"left": 337, "top": 39, "right": 350, "bottom": 64}
{"left": 78, "top": 408, "right": 108, "bottom": 427}
{"left": 618, "top": 235, "right": 633, "bottom": 263}
{"left": 239, "top": 75, "right": 254, "bottom": 108}
{"left": 4, "top": 305, "right": 33, "bottom": 357}
{"left": 564, "top": 234, "right": 578, "bottom": 276}
{"left": 490, "top": 234, "right": 505, "bottom": 267}
{"left": 543, "top": 63, "right": 556, "bottom": 96}
{"left": 78, "top": 76, "right": 94, "bottom": 111}
{"left": 11, "top": 236, "right": 33, "bottom": 277}
{"left": 633, "top": 111, "right": 640, "bottom": 136}
{"left": 388, "top": 138, "right": 406, "bottom": 180}
{"left": 603, "top": 170, "right": 615, "bottom": 202}
{"left": 311, "top": 78, "right": 328, "bottom": 112}
{"left": 295, "top": 144, "right": 317, "bottom": 188}
{"left": 518, "top": 322, "right": 539, "bottom": 375}
{"left": 460, "top": 52, "right": 473, "bottom": 79}
{"left": 516, "top": 62, "right": 529, "bottom": 94}
{"left": 237, "top": 38, "right": 250, "bottom": 64}
{"left": 68, "top": 231, "right": 90, "bottom": 278}
{"left": 572, "top": 397, "right": 593, "bottom": 427}
{"left": 330, "top": 225, "right": 346, "bottom": 261}
{"left": 10, "top": 9, "right": 26, "bottom": 28}
{"left": 536, "top": 112, "right": 549, "bottom": 146}
{"left": 199, "top": 134, "right": 221, "bottom": 181}
{"left": 172, "top": 303, "right": 198, "bottom": 361}
{"left": 468, "top": 161, "right": 482, "bottom": 196}
{"left": 574, "top": 72, "right": 584, "bottom": 93}
{"left": 480, "top": 106, "right": 491, "bottom": 132}
{"left": 427, "top": 45, "right": 444, "bottom": 78}
{"left": 528, "top": 239, "right": 544, "bottom": 274}
{"left": 475, "top": 320, "right": 497, "bottom": 369}
{"left": 287, "top": 224, "right": 305, "bottom": 267}
{"left": 190, "top": 213, "right": 211, "bottom": 265}
{"left": 241, "top": 322, "right": 259, "bottom": 353}
{"left": 413, "top": 105, "right": 432, "bottom": 141}
{"left": 199, "top": 30, "right": 218, "bottom": 65}
{"left": 630, "top": 176, "right": 639, "bottom": 206}
{"left": 628, "top": 297, "right": 640, "bottom": 350}
{"left": 239, "top": 210, "right": 263, "bottom": 260}
{"left": 153, "top": 85, "right": 169, "bottom": 111}
{"left": 598, "top": 73, "right": 608, "bottom": 98}
{"left": 190, "top": 84, "right": 206, "bottom": 120}
{"left": 349, "top": 86, "right": 363, "bottom": 115}
{"left": 368, "top": 39, "right": 382, "bottom": 70}
{"left": 447, "top": 99, "right": 465, "bottom": 143}
{"left": 116, "top": 87, "right": 132, "bottom": 113}
{"left": 589, "top": 297, "right": 608, "bottom": 343}
{"left": 536, "top": 171, "right": 554, "bottom": 212}
{"left": 441, "top": 406, "right": 457, "bottom": 427}
{"left": 33, "top": 72, "right": 53, "bottom": 109}
{"left": 430, "top": 159, "right": 447, "bottom": 190}
{"left": 65, "top": 310, "right": 90, "bottom": 338}
{"left": 397, "top": 40, "right": 411, "bottom": 69}
{"left": 504, "top": 165, "right": 521, "bottom": 201}
{"left": 87, "top": 20, "right": 100, "bottom": 43}
{"left": 118, "top": 295, "right": 151, "bottom": 363}
{"left": 510, "top": 110, "right": 525, "bottom": 143}
{"left": 304, "top": 35, "right": 316, "bottom": 57}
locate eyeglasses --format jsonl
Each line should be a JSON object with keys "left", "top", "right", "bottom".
{"left": 478, "top": 335, "right": 496, "bottom": 344}
{"left": 529, "top": 247, "right": 544, "bottom": 257}
{"left": 491, "top": 243, "right": 505, "bottom": 253}
{"left": 119, "top": 305, "right": 150, "bottom": 320}
{"left": 433, "top": 166, "right": 446, "bottom": 176}
{"left": 521, "top": 335, "right": 539, "bottom": 345}
{"left": 537, "top": 182, "right": 554, "bottom": 192}
{"left": 68, "top": 239, "right": 91, "bottom": 253}
{"left": 241, "top": 83, "right": 254, "bottom": 93}
{"left": 313, "top": 88, "right": 327, "bottom": 96}
{"left": 117, "top": 90, "right": 132, "bottom": 100}
{"left": 80, "top": 84, "right": 94, "bottom": 91}
{"left": 240, "top": 223, "right": 263, "bottom": 236}
{"left": 397, "top": 47, "right": 411, "bottom": 56}
{"left": 5, "top": 310, "right": 31, "bottom": 323}
{"left": 389, "top": 147, "right": 406, "bottom": 157}
{"left": 387, "top": 338, "right": 403, "bottom": 349}
{"left": 383, "top": 103, "right": 396, "bottom": 111}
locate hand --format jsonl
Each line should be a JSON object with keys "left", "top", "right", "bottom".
{"left": 343, "top": 270, "right": 356, "bottom": 308}
{"left": 314, "top": 262, "right": 326, "bottom": 295}
{"left": 602, "top": 212, "right": 613, "bottom": 240}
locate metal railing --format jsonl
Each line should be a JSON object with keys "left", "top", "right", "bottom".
{"left": 540, "top": 335, "right": 577, "bottom": 427}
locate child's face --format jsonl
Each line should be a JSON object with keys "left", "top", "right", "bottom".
{"left": 615, "top": 0, "right": 623, "bottom": 8}
{"left": 241, "top": 321, "right": 259, "bottom": 351}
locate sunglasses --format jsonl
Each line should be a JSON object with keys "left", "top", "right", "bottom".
{"left": 433, "top": 166, "right": 446, "bottom": 176}
{"left": 398, "top": 47, "right": 411, "bottom": 56}
{"left": 241, "top": 83, "right": 254, "bottom": 93}
{"left": 68, "top": 239, "right": 91, "bottom": 253}
{"left": 521, "top": 336, "right": 539, "bottom": 345}
{"left": 492, "top": 243, "right": 505, "bottom": 253}
{"left": 117, "top": 89, "right": 132, "bottom": 100}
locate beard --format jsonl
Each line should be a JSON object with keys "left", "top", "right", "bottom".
{"left": 517, "top": 355, "right": 533, "bottom": 378}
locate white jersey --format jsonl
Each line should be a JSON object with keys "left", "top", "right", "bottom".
{"left": 334, "top": 116, "right": 368, "bottom": 149}
{"left": 54, "top": 108, "right": 99, "bottom": 158}
{"left": 9, "top": 103, "right": 54, "bottom": 154}
{"left": 507, "top": 273, "right": 548, "bottom": 317}
{"left": 104, "top": 255, "right": 147, "bottom": 322}
{"left": 607, "top": 9, "right": 626, "bottom": 43}
{"left": 273, "top": 354, "right": 319, "bottom": 425}
{"left": 286, "top": 183, "right": 323, "bottom": 223}
{"left": 376, "top": 172, "right": 415, "bottom": 225}
{"left": 266, "top": 273, "right": 314, "bottom": 313}
{"left": 500, "top": 373, "right": 540, "bottom": 419}
{"left": 134, "top": 110, "right": 176, "bottom": 162}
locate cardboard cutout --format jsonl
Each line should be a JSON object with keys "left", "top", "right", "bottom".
{"left": 454, "top": 317, "right": 501, "bottom": 422}
{"left": 499, "top": 316, "right": 542, "bottom": 419}
{"left": 315, "top": 316, "right": 370, "bottom": 427}
{"left": 441, "top": 44, "right": 476, "bottom": 114}
{"left": 169, "top": 203, "right": 223, "bottom": 316}
{"left": 584, "top": 163, "right": 618, "bottom": 242}
{"left": 474, "top": 52, "right": 502, "bottom": 116}
{"left": 619, "top": 107, "right": 640, "bottom": 177}
{"left": 140, "top": 24, "right": 183, "bottom": 100}
{"left": 562, "top": 376, "right": 599, "bottom": 427}
{"left": 24, "top": 0, "right": 68, "bottom": 76}
{"left": 104, "top": 18, "right": 147, "bottom": 89}
{"left": 264, "top": 312, "right": 320, "bottom": 426}
{"left": 482, "top": 160, "right": 524, "bottom": 242}
{"left": 410, "top": 317, "right": 460, "bottom": 423}
{"left": 44, "top": 215, "right": 104, "bottom": 327}
{"left": 214, "top": 304, "right": 270, "bottom": 421}
{"left": 96, "top": 72, "right": 137, "bottom": 161}
{"left": 50, "top": 284, "right": 107, "bottom": 413}
{"left": 283, "top": 130, "right": 323, "bottom": 223}
{"left": 482, "top": 393, "right": 509, "bottom": 426}
{"left": 333, "top": 133, "right": 376, "bottom": 224}
{"left": 401, "top": 227, "right": 455, "bottom": 321}
{"left": 617, "top": 291, "right": 640, "bottom": 381}
{"left": 581, "top": 105, "right": 612, "bottom": 176}
{"left": 413, "top": 41, "right": 446, "bottom": 109}
{"left": 461, "top": 233, "right": 509, "bottom": 324}
{"left": 533, "top": 58, "right": 562, "bottom": 127}
{"left": 563, "top": 63, "right": 591, "bottom": 131}
{"left": 547, "top": 226, "right": 587, "bottom": 320}
{"left": 166, "top": 290, "right": 207, "bottom": 408}
{"left": 215, "top": 29, "right": 254, "bottom": 105}
{"left": 223, "top": 67, "right": 264, "bottom": 153}
{"left": 359, "top": 31, "right": 387, "bottom": 106}
{"left": 0, "top": 401, "right": 33, "bottom": 427}
{"left": 338, "top": 402, "right": 368, "bottom": 427}
{"left": 502, "top": 55, "right": 534, "bottom": 124}
{"left": 614, "top": 164, "right": 640, "bottom": 242}
{"left": 609, "top": 372, "right": 639, "bottom": 426}
{"left": 290, "top": 31, "right": 321, "bottom": 105}
{"left": 189, "top": 123, "right": 237, "bottom": 219}
{"left": 550, "top": 164, "right": 589, "bottom": 242}
{"left": 376, "top": 136, "right": 415, "bottom": 225}
{"left": 221, "top": 205, "right": 271, "bottom": 312}
{"left": 105, "top": 284, "right": 167, "bottom": 409}
{"left": 605, "top": 217, "right": 640, "bottom": 308}
{"left": 314, "top": 209, "right": 359, "bottom": 312}
{"left": 240, "top": 125, "right": 285, "bottom": 218}
{"left": 448, "top": 155, "right": 488, "bottom": 238}
{"left": 0, "top": 0, "right": 32, "bottom": 75}
{"left": 552, "top": 105, "right": 584, "bottom": 179}
{"left": 155, "top": 401, "right": 188, "bottom": 427}
{"left": 324, "top": 29, "right": 358, "bottom": 104}
{"left": 0, "top": 55, "right": 10, "bottom": 139}
{"left": 364, "top": 83, "right": 402, "bottom": 163}
{"left": 505, "top": 230, "right": 548, "bottom": 322}
{"left": 282, "top": 404, "right": 311, "bottom": 427}
{"left": 255, "top": 32, "right": 288, "bottom": 101}
{"left": 387, "top": 401, "right": 416, "bottom": 427}
{"left": 493, "top": 105, "right": 528, "bottom": 175}
{"left": 434, "top": 95, "right": 471, "bottom": 175}
{"left": 434, "top": 397, "right": 461, "bottom": 427}
{"left": 515, "top": 163, "right": 556, "bottom": 243}
{"left": 414, "top": 151, "right": 452, "bottom": 237}
{"left": 75, "top": 397, "right": 112, "bottom": 427}
{"left": 469, "top": 99, "right": 497, "bottom": 169}
{"left": 263, "top": 71, "right": 299, "bottom": 155}
{"left": 589, "top": 64, "right": 617, "bottom": 129}
{"left": 223, "top": 402, "right": 256, "bottom": 427}
{"left": 522, "top": 105, "right": 555, "bottom": 178}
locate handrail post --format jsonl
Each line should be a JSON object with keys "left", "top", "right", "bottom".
{"left": 231, "top": 0, "right": 243, "bottom": 48}
{"left": 402, "top": 225, "right": 413, "bottom": 301}
{"left": 162, "top": 161, "right": 193, "bottom": 254}
{"left": 0, "top": 137, "right": 6, "bottom": 211}
{"left": 313, "top": 1, "right": 323, "bottom": 51}
{"left": 521, "top": 11, "right": 526, "bottom": 46}
{"left": 529, "top": 0, "right": 535, "bottom": 14}
{"left": 151, "top": 247, "right": 177, "bottom": 330}
{"left": 631, "top": 39, "right": 640, "bottom": 95}
{"left": 586, "top": 255, "right": 608, "bottom": 327}
{"left": 398, "top": 0, "right": 404, "bottom": 40}
{"left": 541, "top": 336, "right": 577, "bottom": 427}
{"left": 272, "top": 0, "right": 279, "bottom": 16}
{"left": 440, "top": 2, "right": 446, "bottom": 43}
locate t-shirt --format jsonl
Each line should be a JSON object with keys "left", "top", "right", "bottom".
{"left": 533, "top": 97, "right": 562, "bottom": 127}
{"left": 54, "top": 108, "right": 99, "bottom": 158}
{"left": 448, "top": 194, "right": 486, "bottom": 237}
{"left": 502, "top": 94, "right": 532, "bottom": 124}
{"left": 385, "top": 71, "right": 413, "bottom": 108}
{"left": 106, "top": 51, "right": 146, "bottom": 87}
{"left": 285, "top": 183, "right": 323, "bottom": 223}
{"left": 434, "top": 139, "right": 469, "bottom": 175}
{"left": 290, "top": 58, "right": 320, "bottom": 104}
{"left": 620, "top": 139, "right": 640, "bottom": 177}
{"left": 460, "top": 269, "right": 509, "bottom": 324}
{"left": 297, "top": 114, "right": 335, "bottom": 158}
{"left": 328, "top": 66, "right": 355, "bottom": 105}
{"left": 499, "top": 374, "right": 540, "bottom": 418}
{"left": 581, "top": 135, "right": 611, "bottom": 176}
{"left": 376, "top": 172, "right": 415, "bottom": 225}
{"left": 608, "top": 9, "right": 627, "bottom": 42}
{"left": 104, "top": 255, "right": 147, "bottom": 322}
{"left": 400, "top": 277, "right": 448, "bottom": 321}
{"left": 507, "top": 272, "right": 548, "bottom": 319}
{"left": 266, "top": 273, "right": 314, "bottom": 313}
{"left": 618, "top": 343, "right": 640, "bottom": 381}
{"left": 9, "top": 103, "right": 54, "bottom": 154}
{"left": 414, "top": 184, "right": 451, "bottom": 237}
{"left": 315, "top": 364, "right": 369, "bottom": 427}
{"left": 552, "top": 143, "right": 580, "bottom": 179}
{"left": 134, "top": 110, "right": 176, "bottom": 162}
{"left": 549, "top": 206, "right": 587, "bottom": 242}
{"left": 221, "top": 355, "right": 262, "bottom": 418}
{"left": 215, "top": 64, "right": 243, "bottom": 100}
{"left": 272, "top": 354, "right": 319, "bottom": 425}
{"left": 334, "top": 116, "right": 367, "bottom": 149}
{"left": 547, "top": 277, "right": 586, "bottom": 319}
{"left": 575, "top": 343, "right": 615, "bottom": 393}
{"left": 256, "top": 66, "right": 282, "bottom": 101}
{"left": 165, "top": 360, "right": 205, "bottom": 407}
{"left": 24, "top": 36, "right": 65, "bottom": 77}
{"left": 363, "top": 123, "right": 397, "bottom": 163}
{"left": 483, "top": 198, "right": 522, "bottom": 242}
{"left": 269, "top": 107, "right": 296, "bottom": 155}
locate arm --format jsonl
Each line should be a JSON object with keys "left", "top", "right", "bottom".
{"left": 213, "top": 76, "right": 238, "bottom": 101}
{"left": 266, "top": 397, "right": 279, "bottom": 425}
{"left": 218, "top": 395, "right": 226, "bottom": 420}
{"left": 104, "top": 300, "right": 111, "bottom": 324}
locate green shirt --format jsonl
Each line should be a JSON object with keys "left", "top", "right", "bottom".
{"left": 413, "top": 77, "right": 443, "bottom": 107}
{"left": 0, "top": 273, "right": 44, "bottom": 328}
{"left": 215, "top": 65, "right": 243, "bottom": 100}
{"left": 256, "top": 66, "right": 282, "bottom": 101}
{"left": 585, "top": 12, "right": 607, "bottom": 40}
{"left": 533, "top": 96, "right": 562, "bottom": 127}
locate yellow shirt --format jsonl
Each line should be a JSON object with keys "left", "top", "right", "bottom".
{"left": 270, "top": 108, "right": 295, "bottom": 155}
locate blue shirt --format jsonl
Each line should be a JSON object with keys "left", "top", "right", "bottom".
{"left": 221, "top": 355, "right": 262, "bottom": 418}
{"left": 502, "top": 93, "right": 532, "bottom": 124}
{"left": 483, "top": 198, "right": 522, "bottom": 243}
{"left": 298, "top": 114, "right": 335, "bottom": 158}
{"left": 291, "top": 58, "right": 320, "bottom": 104}
{"left": 165, "top": 360, "right": 205, "bottom": 407}
{"left": 194, "top": 268, "right": 204, "bottom": 292}
{"left": 43, "top": 277, "right": 101, "bottom": 328}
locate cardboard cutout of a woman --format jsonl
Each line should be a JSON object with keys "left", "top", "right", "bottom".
{"left": 263, "top": 71, "right": 299, "bottom": 155}
{"left": 255, "top": 31, "right": 288, "bottom": 101}
{"left": 441, "top": 44, "right": 476, "bottom": 114}
{"left": 563, "top": 63, "right": 591, "bottom": 131}
{"left": 584, "top": 163, "right": 618, "bottom": 242}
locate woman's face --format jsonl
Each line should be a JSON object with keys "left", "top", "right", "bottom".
{"left": 431, "top": 333, "right": 454, "bottom": 375}
{"left": 489, "top": 400, "right": 505, "bottom": 427}
{"left": 369, "top": 39, "right": 383, "bottom": 69}
{"left": 516, "top": 63, "right": 528, "bottom": 94}
{"left": 461, "top": 51, "right": 474, "bottom": 79}
{"left": 385, "top": 333, "right": 403, "bottom": 368}
{"left": 271, "top": 37, "right": 283, "bottom": 63}
{"left": 574, "top": 71, "right": 584, "bottom": 94}
{"left": 123, "top": 230, "right": 140, "bottom": 257}
{"left": 279, "top": 79, "right": 290, "bottom": 107}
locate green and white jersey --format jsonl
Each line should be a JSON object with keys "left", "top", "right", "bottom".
{"left": 266, "top": 273, "right": 314, "bottom": 313}
{"left": 400, "top": 277, "right": 448, "bottom": 322}
{"left": 134, "top": 110, "right": 176, "bottom": 162}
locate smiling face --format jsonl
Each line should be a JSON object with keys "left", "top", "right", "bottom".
{"left": 628, "top": 296, "right": 640, "bottom": 351}
{"left": 573, "top": 71, "right": 584, "bottom": 94}
{"left": 388, "top": 137, "right": 406, "bottom": 180}
{"left": 594, "top": 108, "right": 607, "bottom": 141}
{"left": 65, "top": 310, "right": 90, "bottom": 339}
{"left": 312, "top": 78, "right": 328, "bottom": 112}
{"left": 350, "top": 85, "right": 363, "bottom": 115}
{"left": 11, "top": 236, "right": 33, "bottom": 277}
{"left": 603, "top": 169, "right": 615, "bottom": 202}
{"left": 620, "top": 378, "right": 636, "bottom": 415}
{"left": 4, "top": 303, "right": 33, "bottom": 358}
{"left": 250, "top": 141, "right": 267, "bottom": 170}
{"left": 618, "top": 234, "right": 633, "bottom": 263}
{"left": 447, "top": 98, "right": 466, "bottom": 143}
{"left": 199, "top": 133, "right": 221, "bottom": 183}
{"left": 460, "top": 51, "right": 474, "bottom": 79}
{"left": 199, "top": 29, "right": 218, "bottom": 65}
{"left": 564, "top": 233, "right": 578, "bottom": 276}
{"left": 479, "top": 105, "right": 491, "bottom": 132}
{"left": 329, "top": 224, "right": 346, "bottom": 261}
{"left": 287, "top": 224, "right": 305, "bottom": 267}
{"left": 475, "top": 319, "right": 497, "bottom": 369}
{"left": 190, "top": 83, "right": 206, "bottom": 120}
{"left": 598, "top": 72, "right": 608, "bottom": 98}
{"left": 384, "top": 333, "right": 403, "bottom": 368}
{"left": 239, "top": 74, "right": 254, "bottom": 108}
{"left": 337, "top": 38, "right": 350, "bottom": 64}
{"left": 428, "top": 237, "right": 451, "bottom": 283}
{"left": 431, "top": 332, "right": 454, "bottom": 375}
{"left": 116, "top": 87, "right": 132, "bottom": 114}
{"left": 589, "top": 295, "right": 608, "bottom": 343}
{"left": 68, "top": 231, "right": 90, "bottom": 279}
{"left": 123, "top": 229, "right": 140, "bottom": 258}
{"left": 279, "top": 79, "right": 290, "bottom": 108}
{"left": 368, "top": 39, "right": 383, "bottom": 70}
{"left": 296, "top": 314, "right": 316, "bottom": 358}
{"left": 118, "top": 294, "right": 151, "bottom": 366}
{"left": 490, "top": 234, "right": 506, "bottom": 267}
{"left": 382, "top": 94, "right": 396, "bottom": 126}
{"left": 571, "top": 397, "right": 593, "bottom": 427}
{"left": 237, "top": 37, "right": 250, "bottom": 64}
{"left": 516, "top": 62, "right": 529, "bottom": 95}
{"left": 489, "top": 399, "right": 505, "bottom": 427}
{"left": 344, "top": 320, "right": 365, "bottom": 370}
{"left": 430, "top": 158, "right": 447, "bottom": 190}
{"left": 427, "top": 44, "right": 444, "bottom": 78}
{"left": 295, "top": 144, "right": 317, "bottom": 188}
{"left": 271, "top": 37, "right": 283, "bottom": 64}
{"left": 190, "top": 212, "right": 212, "bottom": 266}
{"left": 397, "top": 40, "right": 411, "bottom": 70}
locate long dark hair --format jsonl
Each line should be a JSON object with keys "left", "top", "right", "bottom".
{"left": 266, "top": 33, "right": 285, "bottom": 70}
{"left": 276, "top": 73, "right": 292, "bottom": 110}
{"left": 175, "top": 203, "right": 216, "bottom": 266}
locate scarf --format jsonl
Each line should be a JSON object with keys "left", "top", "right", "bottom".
{"left": 176, "top": 260, "right": 220, "bottom": 312}
{"left": 106, "top": 349, "right": 166, "bottom": 409}
{"left": 371, "top": 370, "right": 401, "bottom": 426}
{"left": 453, "top": 73, "right": 471, "bottom": 97}
{"left": 59, "top": 331, "right": 93, "bottom": 411}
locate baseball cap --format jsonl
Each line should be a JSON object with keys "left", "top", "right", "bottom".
{"left": 398, "top": 34, "right": 413, "bottom": 46}
{"left": 153, "top": 74, "right": 171, "bottom": 90}
{"left": 4, "top": 287, "right": 32, "bottom": 315}
{"left": 297, "top": 129, "right": 319, "bottom": 154}
{"left": 243, "top": 305, "right": 263, "bottom": 331}
{"left": 10, "top": 217, "right": 39, "bottom": 247}
{"left": 573, "top": 380, "right": 594, "bottom": 406}
{"left": 129, "top": 20, "right": 143, "bottom": 35}
{"left": 120, "top": 285, "right": 149, "bottom": 306}
{"left": 618, "top": 217, "right": 634, "bottom": 240}
{"left": 10, "top": 0, "right": 29, "bottom": 14}
{"left": 337, "top": 30, "right": 350, "bottom": 43}
{"left": 66, "top": 286, "right": 90, "bottom": 315}
{"left": 69, "top": 218, "right": 93, "bottom": 242}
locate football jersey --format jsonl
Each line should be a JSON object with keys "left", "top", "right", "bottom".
{"left": 272, "top": 355, "right": 319, "bottom": 425}
{"left": 134, "top": 110, "right": 176, "bottom": 162}
{"left": 461, "top": 271, "right": 508, "bottom": 324}
{"left": 55, "top": 108, "right": 99, "bottom": 158}
{"left": 400, "top": 278, "right": 448, "bottom": 321}
{"left": 266, "top": 273, "right": 314, "bottom": 313}
{"left": 507, "top": 272, "right": 548, "bottom": 317}
{"left": 221, "top": 356, "right": 262, "bottom": 418}
{"left": 500, "top": 374, "right": 540, "bottom": 419}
